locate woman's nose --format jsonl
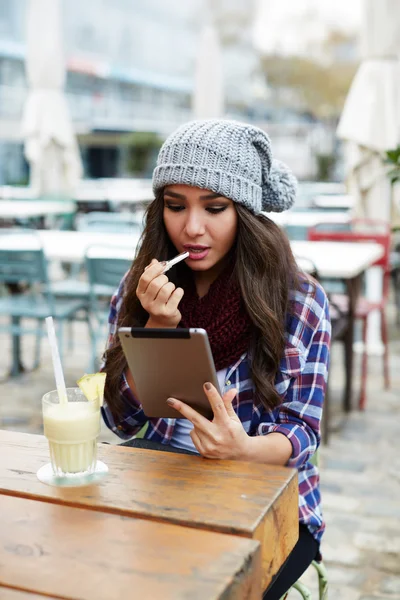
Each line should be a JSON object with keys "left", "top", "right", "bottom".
{"left": 184, "top": 211, "right": 206, "bottom": 237}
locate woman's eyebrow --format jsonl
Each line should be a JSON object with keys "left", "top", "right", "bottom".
{"left": 164, "top": 190, "right": 186, "bottom": 200}
{"left": 199, "top": 192, "right": 225, "bottom": 200}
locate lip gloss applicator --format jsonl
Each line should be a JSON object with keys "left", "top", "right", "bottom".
{"left": 161, "top": 251, "right": 189, "bottom": 274}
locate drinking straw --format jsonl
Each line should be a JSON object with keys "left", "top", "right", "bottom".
{"left": 45, "top": 316, "right": 68, "bottom": 405}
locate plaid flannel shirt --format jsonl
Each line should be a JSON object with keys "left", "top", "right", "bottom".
{"left": 102, "top": 273, "right": 331, "bottom": 544}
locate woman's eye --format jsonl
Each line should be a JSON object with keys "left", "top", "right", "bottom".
{"left": 206, "top": 206, "right": 228, "bottom": 214}
{"left": 165, "top": 203, "right": 184, "bottom": 212}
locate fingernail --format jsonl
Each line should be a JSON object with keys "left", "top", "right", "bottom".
{"left": 204, "top": 382, "right": 212, "bottom": 391}
{"left": 145, "top": 259, "right": 157, "bottom": 270}
{"left": 166, "top": 398, "right": 175, "bottom": 406}
{"left": 160, "top": 261, "right": 167, "bottom": 267}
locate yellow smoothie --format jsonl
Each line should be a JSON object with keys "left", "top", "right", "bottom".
{"left": 43, "top": 400, "right": 100, "bottom": 475}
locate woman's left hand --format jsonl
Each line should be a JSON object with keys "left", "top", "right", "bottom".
{"left": 167, "top": 383, "right": 251, "bottom": 460}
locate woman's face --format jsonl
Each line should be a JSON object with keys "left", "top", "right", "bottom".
{"left": 163, "top": 184, "right": 238, "bottom": 274}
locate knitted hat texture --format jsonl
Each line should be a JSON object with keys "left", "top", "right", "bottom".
{"left": 152, "top": 119, "right": 297, "bottom": 214}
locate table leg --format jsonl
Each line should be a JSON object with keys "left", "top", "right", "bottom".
{"left": 7, "top": 283, "right": 26, "bottom": 378}
{"left": 10, "top": 316, "right": 25, "bottom": 377}
{"left": 343, "top": 275, "right": 362, "bottom": 412}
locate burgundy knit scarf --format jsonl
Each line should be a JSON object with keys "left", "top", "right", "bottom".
{"left": 179, "top": 265, "right": 252, "bottom": 371}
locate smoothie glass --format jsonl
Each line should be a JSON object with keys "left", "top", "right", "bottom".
{"left": 38, "top": 387, "right": 107, "bottom": 486}
{"left": 42, "top": 387, "right": 100, "bottom": 476}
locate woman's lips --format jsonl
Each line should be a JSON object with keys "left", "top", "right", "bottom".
{"left": 184, "top": 246, "right": 210, "bottom": 261}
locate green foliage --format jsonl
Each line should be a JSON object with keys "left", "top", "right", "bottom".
{"left": 260, "top": 30, "right": 358, "bottom": 119}
{"left": 385, "top": 146, "right": 400, "bottom": 185}
{"left": 122, "top": 132, "right": 163, "bottom": 176}
{"left": 315, "top": 153, "right": 337, "bottom": 182}
{"left": 6, "top": 175, "right": 29, "bottom": 186}
{"left": 261, "top": 54, "right": 357, "bottom": 119}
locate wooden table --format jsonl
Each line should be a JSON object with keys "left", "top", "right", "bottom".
{"left": 0, "top": 430, "right": 299, "bottom": 599}
{"left": 0, "top": 588, "right": 58, "bottom": 599}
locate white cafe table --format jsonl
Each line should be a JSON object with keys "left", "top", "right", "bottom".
{"left": 74, "top": 186, "right": 153, "bottom": 205}
{"left": 291, "top": 240, "right": 382, "bottom": 280}
{"left": 0, "top": 230, "right": 139, "bottom": 263}
{"left": 0, "top": 200, "right": 76, "bottom": 219}
{"left": 312, "top": 194, "right": 354, "bottom": 210}
{"left": 0, "top": 186, "right": 37, "bottom": 200}
{"left": 0, "top": 231, "right": 383, "bottom": 414}
{"left": 267, "top": 210, "right": 350, "bottom": 229}
{"left": 293, "top": 240, "right": 384, "bottom": 430}
{"left": 107, "top": 185, "right": 154, "bottom": 204}
{"left": 0, "top": 230, "right": 382, "bottom": 277}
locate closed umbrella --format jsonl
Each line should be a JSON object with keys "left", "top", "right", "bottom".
{"left": 337, "top": 0, "right": 400, "bottom": 221}
{"left": 193, "top": 24, "right": 224, "bottom": 119}
{"left": 337, "top": 0, "right": 400, "bottom": 352}
{"left": 22, "top": 0, "right": 82, "bottom": 196}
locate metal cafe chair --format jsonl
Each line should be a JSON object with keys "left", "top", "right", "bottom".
{"left": 308, "top": 218, "right": 391, "bottom": 410}
{"left": 279, "top": 451, "right": 328, "bottom": 600}
{"left": 0, "top": 241, "right": 87, "bottom": 376}
{"left": 84, "top": 246, "right": 132, "bottom": 372}
{"left": 294, "top": 256, "right": 349, "bottom": 444}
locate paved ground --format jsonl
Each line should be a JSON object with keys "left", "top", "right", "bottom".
{"left": 0, "top": 298, "right": 399, "bottom": 600}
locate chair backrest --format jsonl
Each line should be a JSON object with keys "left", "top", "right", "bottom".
{"left": 85, "top": 247, "right": 132, "bottom": 310}
{"left": 308, "top": 218, "right": 391, "bottom": 271}
{"left": 76, "top": 211, "right": 142, "bottom": 234}
{"left": 308, "top": 218, "right": 392, "bottom": 299}
{"left": 86, "top": 254, "right": 132, "bottom": 290}
{"left": 0, "top": 248, "right": 48, "bottom": 286}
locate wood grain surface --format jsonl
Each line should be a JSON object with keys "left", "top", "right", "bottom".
{"left": 0, "top": 429, "right": 299, "bottom": 590}
{"left": 0, "top": 588, "right": 58, "bottom": 599}
{"left": 0, "top": 495, "right": 261, "bottom": 600}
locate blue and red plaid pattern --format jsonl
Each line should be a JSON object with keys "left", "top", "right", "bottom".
{"left": 102, "top": 274, "right": 331, "bottom": 544}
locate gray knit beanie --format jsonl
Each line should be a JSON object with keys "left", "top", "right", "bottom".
{"left": 152, "top": 119, "right": 297, "bottom": 214}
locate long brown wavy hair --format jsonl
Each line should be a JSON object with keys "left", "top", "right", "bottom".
{"left": 103, "top": 190, "right": 302, "bottom": 421}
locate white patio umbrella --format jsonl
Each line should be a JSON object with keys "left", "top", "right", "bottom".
{"left": 336, "top": 0, "right": 400, "bottom": 221}
{"left": 337, "top": 0, "right": 400, "bottom": 352}
{"left": 193, "top": 23, "right": 225, "bottom": 119}
{"left": 22, "top": 0, "right": 82, "bottom": 197}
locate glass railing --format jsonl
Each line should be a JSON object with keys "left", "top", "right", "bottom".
{"left": 0, "top": 85, "right": 192, "bottom": 133}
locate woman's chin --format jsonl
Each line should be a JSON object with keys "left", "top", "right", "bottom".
{"left": 187, "top": 260, "right": 214, "bottom": 271}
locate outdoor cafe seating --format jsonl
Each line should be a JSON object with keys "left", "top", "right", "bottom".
{"left": 0, "top": 185, "right": 395, "bottom": 599}
{"left": 308, "top": 218, "right": 392, "bottom": 410}
{"left": 0, "top": 240, "right": 87, "bottom": 376}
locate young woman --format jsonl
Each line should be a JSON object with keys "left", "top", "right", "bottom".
{"left": 102, "top": 119, "right": 331, "bottom": 599}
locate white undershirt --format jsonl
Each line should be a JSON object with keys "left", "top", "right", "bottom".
{"left": 169, "top": 368, "right": 227, "bottom": 453}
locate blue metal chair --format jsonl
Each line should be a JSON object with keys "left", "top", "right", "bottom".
{"left": 76, "top": 211, "right": 143, "bottom": 235}
{"left": 0, "top": 244, "right": 87, "bottom": 376}
{"left": 85, "top": 247, "right": 132, "bottom": 371}
{"left": 280, "top": 450, "right": 328, "bottom": 600}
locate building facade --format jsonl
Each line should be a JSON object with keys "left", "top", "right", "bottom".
{"left": 0, "top": 0, "right": 262, "bottom": 183}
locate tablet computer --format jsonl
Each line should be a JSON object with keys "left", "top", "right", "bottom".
{"left": 118, "top": 327, "right": 219, "bottom": 419}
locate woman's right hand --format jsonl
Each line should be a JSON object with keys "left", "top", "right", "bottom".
{"left": 136, "top": 259, "right": 184, "bottom": 328}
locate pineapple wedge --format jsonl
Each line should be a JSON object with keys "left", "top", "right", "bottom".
{"left": 77, "top": 372, "right": 107, "bottom": 406}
